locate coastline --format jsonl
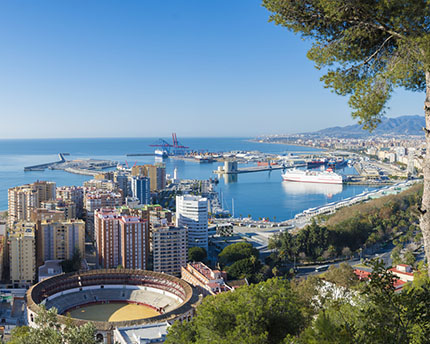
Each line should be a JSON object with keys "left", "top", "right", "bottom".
{"left": 247, "top": 138, "right": 328, "bottom": 151}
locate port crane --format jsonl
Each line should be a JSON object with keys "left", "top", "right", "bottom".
{"left": 149, "top": 133, "right": 189, "bottom": 155}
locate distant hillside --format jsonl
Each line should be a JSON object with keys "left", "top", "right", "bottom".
{"left": 309, "top": 115, "right": 425, "bottom": 138}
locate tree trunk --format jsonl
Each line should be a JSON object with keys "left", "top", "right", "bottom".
{"left": 421, "top": 70, "right": 430, "bottom": 276}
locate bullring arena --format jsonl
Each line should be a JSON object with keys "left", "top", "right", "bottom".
{"left": 26, "top": 269, "right": 201, "bottom": 343}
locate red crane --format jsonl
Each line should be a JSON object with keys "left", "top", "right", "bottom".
{"left": 149, "top": 133, "right": 189, "bottom": 155}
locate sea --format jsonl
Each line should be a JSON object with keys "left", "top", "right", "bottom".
{"left": 0, "top": 137, "right": 378, "bottom": 221}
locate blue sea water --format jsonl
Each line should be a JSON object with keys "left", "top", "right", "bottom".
{"left": 0, "top": 137, "right": 377, "bottom": 221}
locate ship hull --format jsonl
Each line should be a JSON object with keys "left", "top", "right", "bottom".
{"left": 282, "top": 169, "right": 344, "bottom": 184}
{"left": 282, "top": 176, "right": 343, "bottom": 184}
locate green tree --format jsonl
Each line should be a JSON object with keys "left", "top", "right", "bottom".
{"left": 299, "top": 260, "right": 430, "bottom": 343}
{"left": 403, "top": 249, "right": 416, "bottom": 267}
{"left": 165, "top": 278, "right": 306, "bottom": 344}
{"left": 263, "top": 0, "right": 430, "bottom": 275}
{"left": 60, "top": 249, "right": 82, "bottom": 273}
{"left": 9, "top": 306, "right": 99, "bottom": 344}
{"left": 323, "top": 263, "right": 359, "bottom": 289}
{"left": 218, "top": 242, "right": 259, "bottom": 267}
{"left": 188, "top": 247, "right": 207, "bottom": 262}
{"left": 227, "top": 256, "right": 262, "bottom": 282}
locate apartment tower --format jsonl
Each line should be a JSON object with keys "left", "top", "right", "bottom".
{"left": 176, "top": 195, "right": 209, "bottom": 251}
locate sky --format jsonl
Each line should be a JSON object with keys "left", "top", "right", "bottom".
{"left": 0, "top": 0, "right": 426, "bottom": 139}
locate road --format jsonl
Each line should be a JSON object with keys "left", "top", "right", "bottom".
{"left": 294, "top": 244, "right": 396, "bottom": 277}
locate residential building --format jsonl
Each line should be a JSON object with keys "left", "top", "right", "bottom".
{"left": 115, "top": 172, "right": 129, "bottom": 198}
{"left": 146, "top": 163, "right": 166, "bottom": 191}
{"left": 84, "top": 190, "right": 123, "bottom": 239}
{"left": 130, "top": 164, "right": 166, "bottom": 191}
{"left": 8, "top": 181, "right": 56, "bottom": 227}
{"left": 94, "top": 209, "right": 120, "bottom": 268}
{"left": 117, "top": 204, "right": 172, "bottom": 266}
{"left": 37, "top": 219, "right": 85, "bottom": 267}
{"left": 131, "top": 176, "right": 150, "bottom": 205}
{"left": 0, "top": 235, "right": 5, "bottom": 281}
{"left": 56, "top": 186, "right": 84, "bottom": 217}
{"left": 83, "top": 179, "right": 118, "bottom": 192}
{"left": 181, "top": 262, "right": 230, "bottom": 295}
{"left": 9, "top": 222, "right": 36, "bottom": 287}
{"left": 41, "top": 199, "right": 77, "bottom": 219}
{"left": 176, "top": 195, "right": 208, "bottom": 251}
{"left": 119, "top": 216, "right": 147, "bottom": 269}
{"left": 131, "top": 165, "right": 147, "bottom": 177}
{"left": 152, "top": 225, "right": 187, "bottom": 276}
{"left": 389, "top": 264, "right": 415, "bottom": 282}
{"left": 94, "top": 209, "right": 147, "bottom": 269}
{"left": 31, "top": 208, "right": 65, "bottom": 223}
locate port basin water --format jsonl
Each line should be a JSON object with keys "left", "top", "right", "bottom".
{"left": 0, "top": 137, "right": 378, "bottom": 221}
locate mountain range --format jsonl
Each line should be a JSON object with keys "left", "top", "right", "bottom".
{"left": 307, "top": 115, "right": 425, "bottom": 138}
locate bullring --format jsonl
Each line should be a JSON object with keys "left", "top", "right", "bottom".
{"left": 26, "top": 269, "right": 201, "bottom": 343}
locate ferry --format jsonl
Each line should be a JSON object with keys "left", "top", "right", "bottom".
{"left": 282, "top": 169, "right": 344, "bottom": 184}
{"left": 154, "top": 149, "right": 168, "bottom": 158}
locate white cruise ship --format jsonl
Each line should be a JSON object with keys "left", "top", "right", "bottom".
{"left": 282, "top": 169, "right": 344, "bottom": 184}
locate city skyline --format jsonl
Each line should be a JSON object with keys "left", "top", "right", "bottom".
{"left": 0, "top": 0, "right": 425, "bottom": 139}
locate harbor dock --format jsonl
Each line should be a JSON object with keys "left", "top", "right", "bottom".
{"left": 213, "top": 161, "right": 306, "bottom": 174}
{"left": 126, "top": 153, "right": 156, "bottom": 156}
{"left": 24, "top": 154, "right": 117, "bottom": 176}
{"left": 24, "top": 153, "right": 66, "bottom": 171}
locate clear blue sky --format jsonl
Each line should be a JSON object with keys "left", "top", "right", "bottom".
{"left": 0, "top": 0, "right": 425, "bottom": 138}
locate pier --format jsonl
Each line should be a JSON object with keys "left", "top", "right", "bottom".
{"left": 24, "top": 154, "right": 117, "bottom": 175}
{"left": 24, "top": 153, "right": 66, "bottom": 171}
{"left": 126, "top": 153, "right": 156, "bottom": 156}
{"left": 214, "top": 162, "right": 306, "bottom": 175}
{"left": 63, "top": 168, "right": 99, "bottom": 176}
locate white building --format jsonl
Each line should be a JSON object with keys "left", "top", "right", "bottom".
{"left": 114, "top": 322, "right": 170, "bottom": 344}
{"left": 176, "top": 195, "right": 208, "bottom": 251}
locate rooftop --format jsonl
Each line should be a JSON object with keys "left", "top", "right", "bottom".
{"left": 115, "top": 321, "right": 170, "bottom": 344}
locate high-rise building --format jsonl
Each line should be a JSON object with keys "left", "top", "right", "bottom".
{"left": 116, "top": 204, "right": 172, "bottom": 267}
{"left": 56, "top": 186, "right": 84, "bottom": 218}
{"left": 131, "top": 176, "right": 150, "bottom": 205}
{"left": 114, "top": 172, "right": 129, "bottom": 198}
{"left": 0, "top": 235, "right": 5, "bottom": 281}
{"left": 131, "top": 165, "right": 147, "bottom": 177}
{"left": 119, "top": 216, "right": 147, "bottom": 269}
{"left": 32, "top": 181, "right": 56, "bottom": 203}
{"left": 146, "top": 163, "right": 166, "bottom": 191}
{"left": 94, "top": 209, "right": 147, "bottom": 269}
{"left": 152, "top": 226, "right": 187, "bottom": 276}
{"left": 37, "top": 219, "right": 85, "bottom": 267}
{"left": 41, "top": 199, "right": 77, "bottom": 219}
{"left": 130, "top": 164, "right": 166, "bottom": 191}
{"left": 31, "top": 208, "right": 65, "bottom": 223}
{"left": 84, "top": 179, "right": 118, "bottom": 192}
{"left": 9, "top": 222, "right": 36, "bottom": 287}
{"left": 8, "top": 181, "right": 56, "bottom": 227}
{"left": 94, "top": 209, "right": 120, "bottom": 268}
{"left": 84, "top": 190, "right": 123, "bottom": 239}
{"left": 176, "top": 195, "right": 208, "bottom": 251}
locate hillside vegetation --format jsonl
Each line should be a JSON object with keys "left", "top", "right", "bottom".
{"left": 269, "top": 184, "right": 422, "bottom": 264}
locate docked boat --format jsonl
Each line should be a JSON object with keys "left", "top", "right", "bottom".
{"left": 327, "top": 158, "right": 347, "bottom": 169}
{"left": 306, "top": 158, "right": 327, "bottom": 169}
{"left": 154, "top": 149, "right": 168, "bottom": 158}
{"left": 282, "top": 169, "right": 344, "bottom": 184}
